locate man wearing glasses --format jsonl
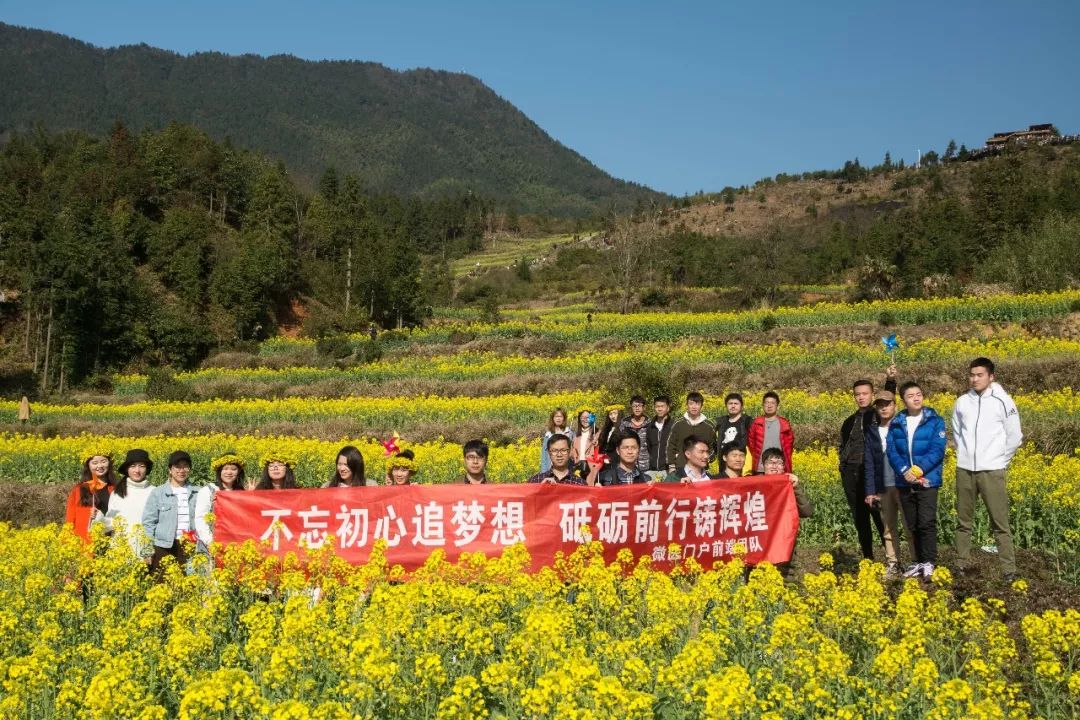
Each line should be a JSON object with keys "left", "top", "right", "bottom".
{"left": 527, "top": 435, "right": 587, "bottom": 485}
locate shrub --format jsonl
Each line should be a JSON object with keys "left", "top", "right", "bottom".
{"left": 145, "top": 367, "right": 195, "bottom": 402}
{"left": 640, "top": 288, "right": 670, "bottom": 307}
{"left": 315, "top": 336, "right": 354, "bottom": 360}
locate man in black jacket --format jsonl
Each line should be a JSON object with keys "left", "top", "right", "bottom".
{"left": 838, "top": 365, "right": 896, "bottom": 560}
{"left": 645, "top": 395, "right": 673, "bottom": 480}
{"left": 598, "top": 433, "right": 650, "bottom": 486}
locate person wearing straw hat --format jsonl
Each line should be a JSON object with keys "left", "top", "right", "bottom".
{"left": 193, "top": 453, "right": 247, "bottom": 558}
{"left": 64, "top": 447, "right": 117, "bottom": 544}
{"left": 255, "top": 452, "right": 299, "bottom": 489}
{"left": 97, "top": 449, "right": 155, "bottom": 558}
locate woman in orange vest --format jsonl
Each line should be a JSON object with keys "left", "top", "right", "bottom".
{"left": 64, "top": 448, "right": 117, "bottom": 543}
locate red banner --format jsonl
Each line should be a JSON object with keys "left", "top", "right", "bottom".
{"left": 214, "top": 477, "right": 800, "bottom": 573}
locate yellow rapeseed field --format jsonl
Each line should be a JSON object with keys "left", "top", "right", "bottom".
{"left": 0, "top": 525, "right": 1076, "bottom": 719}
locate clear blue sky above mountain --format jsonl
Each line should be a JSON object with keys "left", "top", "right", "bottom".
{"left": 3, "top": 0, "right": 1078, "bottom": 196}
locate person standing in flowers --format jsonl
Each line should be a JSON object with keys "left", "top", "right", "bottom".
{"left": 255, "top": 453, "right": 299, "bottom": 489}
{"left": 838, "top": 367, "right": 897, "bottom": 562}
{"left": 716, "top": 393, "right": 753, "bottom": 465}
{"left": 666, "top": 392, "right": 716, "bottom": 474}
{"left": 141, "top": 451, "right": 198, "bottom": 577}
{"left": 598, "top": 433, "right": 650, "bottom": 485}
{"left": 758, "top": 447, "right": 814, "bottom": 577}
{"left": 619, "top": 396, "right": 651, "bottom": 474}
{"left": 193, "top": 453, "right": 246, "bottom": 556}
{"left": 666, "top": 437, "right": 716, "bottom": 483}
{"left": 863, "top": 390, "right": 915, "bottom": 579}
{"left": 886, "top": 381, "right": 947, "bottom": 580}
{"left": 597, "top": 405, "right": 625, "bottom": 457}
{"left": 324, "top": 446, "right": 368, "bottom": 487}
{"left": 645, "top": 395, "right": 673, "bottom": 481}
{"left": 540, "top": 408, "right": 574, "bottom": 473}
{"left": 528, "top": 434, "right": 587, "bottom": 485}
{"left": 952, "top": 357, "right": 1023, "bottom": 582}
{"left": 64, "top": 448, "right": 117, "bottom": 544}
{"left": 458, "top": 440, "right": 490, "bottom": 484}
{"left": 758, "top": 447, "right": 814, "bottom": 518}
{"left": 747, "top": 391, "right": 794, "bottom": 473}
{"left": 385, "top": 450, "right": 418, "bottom": 485}
{"left": 96, "top": 449, "right": 155, "bottom": 557}
{"left": 718, "top": 442, "right": 747, "bottom": 479}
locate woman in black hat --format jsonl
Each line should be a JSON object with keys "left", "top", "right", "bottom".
{"left": 98, "top": 449, "right": 156, "bottom": 558}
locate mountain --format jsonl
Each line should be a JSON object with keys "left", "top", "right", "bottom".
{"left": 0, "top": 22, "right": 665, "bottom": 215}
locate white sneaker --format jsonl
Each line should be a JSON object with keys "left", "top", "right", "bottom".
{"left": 885, "top": 562, "right": 900, "bottom": 580}
{"left": 921, "top": 563, "right": 935, "bottom": 579}
{"left": 902, "top": 563, "right": 922, "bottom": 578}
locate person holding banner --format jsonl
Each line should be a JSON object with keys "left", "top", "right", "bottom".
{"left": 255, "top": 453, "right": 298, "bottom": 490}
{"left": 759, "top": 448, "right": 813, "bottom": 517}
{"left": 759, "top": 447, "right": 814, "bottom": 576}
{"left": 886, "top": 381, "right": 947, "bottom": 580}
{"left": 65, "top": 449, "right": 117, "bottom": 544}
{"left": 598, "top": 433, "right": 650, "bottom": 486}
{"left": 325, "top": 446, "right": 367, "bottom": 487}
{"left": 141, "top": 451, "right": 198, "bottom": 578}
{"left": 528, "top": 435, "right": 587, "bottom": 485}
{"left": 666, "top": 437, "right": 716, "bottom": 483}
{"left": 719, "top": 442, "right": 747, "bottom": 479}
{"left": 385, "top": 450, "right": 418, "bottom": 485}
{"left": 194, "top": 453, "right": 246, "bottom": 558}
{"left": 458, "top": 440, "right": 489, "bottom": 484}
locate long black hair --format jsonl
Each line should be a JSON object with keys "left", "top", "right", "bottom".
{"left": 327, "top": 445, "right": 366, "bottom": 487}
{"left": 76, "top": 458, "right": 117, "bottom": 507}
{"left": 215, "top": 463, "right": 247, "bottom": 491}
{"left": 255, "top": 464, "right": 297, "bottom": 490}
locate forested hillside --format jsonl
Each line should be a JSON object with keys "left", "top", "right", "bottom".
{"left": 0, "top": 123, "right": 490, "bottom": 389}
{"left": 0, "top": 22, "right": 665, "bottom": 215}
{"left": 460, "top": 142, "right": 1080, "bottom": 312}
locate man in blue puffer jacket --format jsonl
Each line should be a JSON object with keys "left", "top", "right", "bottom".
{"left": 885, "top": 381, "right": 947, "bottom": 580}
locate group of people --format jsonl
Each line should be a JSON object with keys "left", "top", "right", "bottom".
{"left": 845, "top": 357, "right": 1022, "bottom": 582}
{"left": 64, "top": 356, "right": 1021, "bottom": 583}
{"left": 536, "top": 355, "right": 1022, "bottom": 582}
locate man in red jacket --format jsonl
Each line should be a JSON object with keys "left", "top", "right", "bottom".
{"left": 747, "top": 391, "right": 794, "bottom": 473}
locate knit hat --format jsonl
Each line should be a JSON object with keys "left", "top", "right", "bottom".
{"left": 119, "top": 449, "right": 153, "bottom": 477}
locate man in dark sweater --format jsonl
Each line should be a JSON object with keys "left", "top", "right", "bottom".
{"left": 716, "top": 392, "right": 753, "bottom": 461}
{"left": 666, "top": 392, "right": 717, "bottom": 474}
{"left": 838, "top": 365, "right": 897, "bottom": 560}
{"left": 645, "top": 395, "right": 674, "bottom": 480}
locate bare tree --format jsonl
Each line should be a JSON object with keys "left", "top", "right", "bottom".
{"left": 603, "top": 213, "right": 661, "bottom": 314}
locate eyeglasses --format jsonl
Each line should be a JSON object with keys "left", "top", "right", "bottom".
{"left": 549, "top": 448, "right": 570, "bottom": 455}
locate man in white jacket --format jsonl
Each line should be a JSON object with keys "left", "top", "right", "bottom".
{"left": 951, "top": 357, "right": 1022, "bottom": 581}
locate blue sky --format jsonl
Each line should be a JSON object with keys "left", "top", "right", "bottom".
{"left": 2, "top": 1, "right": 1078, "bottom": 196}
